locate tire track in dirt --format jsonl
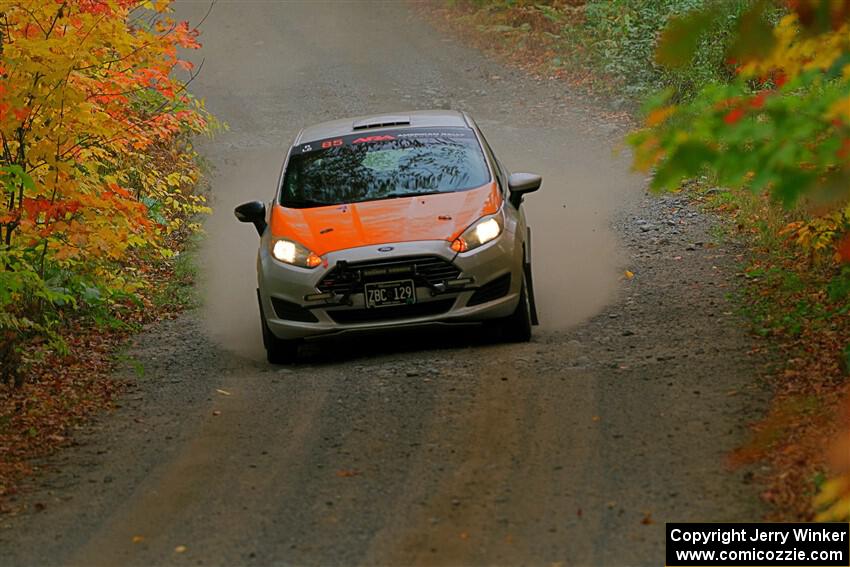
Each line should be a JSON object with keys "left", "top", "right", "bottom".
{"left": 364, "top": 349, "right": 535, "bottom": 565}
{"left": 361, "top": 342, "right": 605, "bottom": 565}
{"left": 66, "top": 372, "right": 331, "bottom": 565}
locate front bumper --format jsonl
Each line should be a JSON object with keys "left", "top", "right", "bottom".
{"left": 257, "top": 236, "right": 523, "bottom": 341}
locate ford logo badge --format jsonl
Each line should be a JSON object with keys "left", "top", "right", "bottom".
{"left": 377, "top": 246, "right": 394, "bottom": 252}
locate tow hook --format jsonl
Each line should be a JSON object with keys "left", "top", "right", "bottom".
{"left": 430, "top": 277, "right": 475, "bottom": 296}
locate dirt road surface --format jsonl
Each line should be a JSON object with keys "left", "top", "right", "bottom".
{"left": 0, "top": 2, "right": 767, "bottom": 565}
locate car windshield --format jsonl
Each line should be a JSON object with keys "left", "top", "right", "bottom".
{"left": 280, "top": 127, "right": 491, "bottom": 208}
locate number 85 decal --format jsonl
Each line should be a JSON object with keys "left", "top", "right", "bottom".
{"left": 321, "top": 138, "right": 343, "bottom": 149}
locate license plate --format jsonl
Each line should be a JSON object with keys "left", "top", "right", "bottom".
{"left": 364, "top": 279, "right": 416, "bottom": 308}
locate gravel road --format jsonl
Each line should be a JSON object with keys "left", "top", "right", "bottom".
{"left": 0, "top": 2, "right": 767, "bottom": 565}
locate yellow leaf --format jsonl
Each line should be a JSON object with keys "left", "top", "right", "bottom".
{"left": 624, "top": 270, "right": 635, "bottom": 279}
{"left": 825, "top": 95, "right": 850, "bottom": 124}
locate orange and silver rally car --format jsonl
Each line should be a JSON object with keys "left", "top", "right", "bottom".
{"left": 235, "top": 110, "right": 542, "bottom": 363}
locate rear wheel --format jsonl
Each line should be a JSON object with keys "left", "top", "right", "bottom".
{"left": 257, "top": 290, "right": 300, "bottom": 364}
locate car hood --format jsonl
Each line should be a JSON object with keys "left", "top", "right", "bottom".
{"left": 269, "top": 182, "right": 502, "bottom": 256}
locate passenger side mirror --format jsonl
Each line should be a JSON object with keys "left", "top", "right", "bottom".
{"left": 508, "top": 172, "right": 542, "bottom": 208}
{"left": 234, "top": 201, "right": 267, "bottom": 236}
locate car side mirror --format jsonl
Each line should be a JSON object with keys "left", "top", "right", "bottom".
{"left": 508, "top": 172, "right": 542, "bottom": 208}
{"left": 234, "top": 201, "right": 267, "bottom": 236}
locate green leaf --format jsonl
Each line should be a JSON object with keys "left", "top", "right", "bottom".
{"left": 651, "top": 141, "right": 718, "bottom": 191}
{"left": 772, "top": 169, "right": 817, "bottom": 206}
{"left": 656, "top": 6, "right": 723, "bottom": 69}
{"left": 727, "top": 0, "right": 776, "bottom": 63}
{"left": 0, "top": 164, "right": 35, "bottom": 191}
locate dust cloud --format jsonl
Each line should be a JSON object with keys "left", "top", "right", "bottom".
{"left": 485, "top": 123, "right": 640, "bottom": 330}
{"left": 199, "top": 150, "right": 284, "bottom": 361}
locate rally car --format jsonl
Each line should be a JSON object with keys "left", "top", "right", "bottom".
{"left": 235, "top": 110, "right": 541, "bottom": 363}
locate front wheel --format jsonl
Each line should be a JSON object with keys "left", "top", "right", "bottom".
{"left": 499, "top": 273, "right": 532, "bottom": 343}
{"left": 257, "top": 290, "right": 300, "bottom": 364}
{"left": 525, "top": 227, "right": 539, "bottom": 326}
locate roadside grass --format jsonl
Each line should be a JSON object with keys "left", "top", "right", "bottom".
{"left": 151, "top": 232, "right": 203, "bottom": 313}
{"left": 0, "top": 215, "right": 208, "bottom": 514}
{"left": 0, "top": 1, "right": 220, "bottom": 515}
{"left": 689, "top": 181, "right": 850, "bottom": 519}
{"left": 0, "top": 328, "right": 124, "bottom": 512}
{"left": 429, "top": 1, "right": 748, "bottom": 107}
{"left": 429, "top": 0, "right": 850, "bottom": 520}
{"left": 112, "top": 352, "right": 146, "bottom": 380}
{"left": 423, "top": 2, "right": 603, "bottom": 94}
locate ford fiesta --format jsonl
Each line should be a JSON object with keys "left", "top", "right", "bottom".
{"left": 235, "top": 110, "right": 542, "bottom": 363}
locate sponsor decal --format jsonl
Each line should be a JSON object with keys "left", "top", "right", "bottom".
{"left": 321, "top": 138, "right": 344, "bottom": 149}
{"left": 292, "top": 127, "right": 476, "bottom": 155}
{"left": 352, "top": 135, "right": 396, "bottom": 144}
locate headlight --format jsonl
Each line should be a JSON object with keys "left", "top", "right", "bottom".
{"left": 271, "top": 238, "right": 322, "bottom": 268}
{"left": 451, "top": 214, "right": 503, "bottom": 253}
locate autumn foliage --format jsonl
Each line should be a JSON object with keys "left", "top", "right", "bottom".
{"left": 628, "top": 0, "right": 850, "bottom": 521}
{"left": 0, "top": 0, "right": 214, "bottom": 384}
{"left": 630, "top": 0, "right": 850, "bottom": 241}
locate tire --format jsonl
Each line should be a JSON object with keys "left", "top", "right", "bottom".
{"left": 257, "top": 290, "right": 300, "bottom": 364}
{"left": 524, "top": 228, "right": 539, "bottom": 326}
{"left": 501, "top": 272, "right": 533, "bottom": 343}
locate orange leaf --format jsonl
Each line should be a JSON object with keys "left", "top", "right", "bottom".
{"left": 749, "top": 91, "right": 768, "bottom": 109}
{"left": 646, "top": 106, "right": 675, "bottom": 127}
{"left": 836, "top": 234, "right": 850, "bottom": 263}
{"left": 724, "top": 108, "right": 746, "bottom": 125}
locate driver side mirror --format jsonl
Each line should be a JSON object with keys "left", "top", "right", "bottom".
{"left": 234, "top": 201, "right": 267, "bottom": 236}
{"left": 508, "top": 172, "right": 542, "bottom": 208}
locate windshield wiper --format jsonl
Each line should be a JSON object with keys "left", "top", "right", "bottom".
{"left": 381, "top": 190, "right": 445, "bottom": 199}
{"left": 284, "top": 191, "right": 448, "bottom": 208}
{"left": 282, "top": 199, "right": 332, "bottom": 208}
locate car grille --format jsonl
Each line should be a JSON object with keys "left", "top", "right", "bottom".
{"left": 467, "top": 274, "right": 511, "bottom": 306}
{"left": 326, "top": 298, "right": 456, "bottom": 324}
{"left": 317, "top": 256, "right": 461, "bottom": 295}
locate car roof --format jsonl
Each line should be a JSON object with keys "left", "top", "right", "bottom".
{"left": 295, "top": 110, "right": 472, "bottom": 145}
